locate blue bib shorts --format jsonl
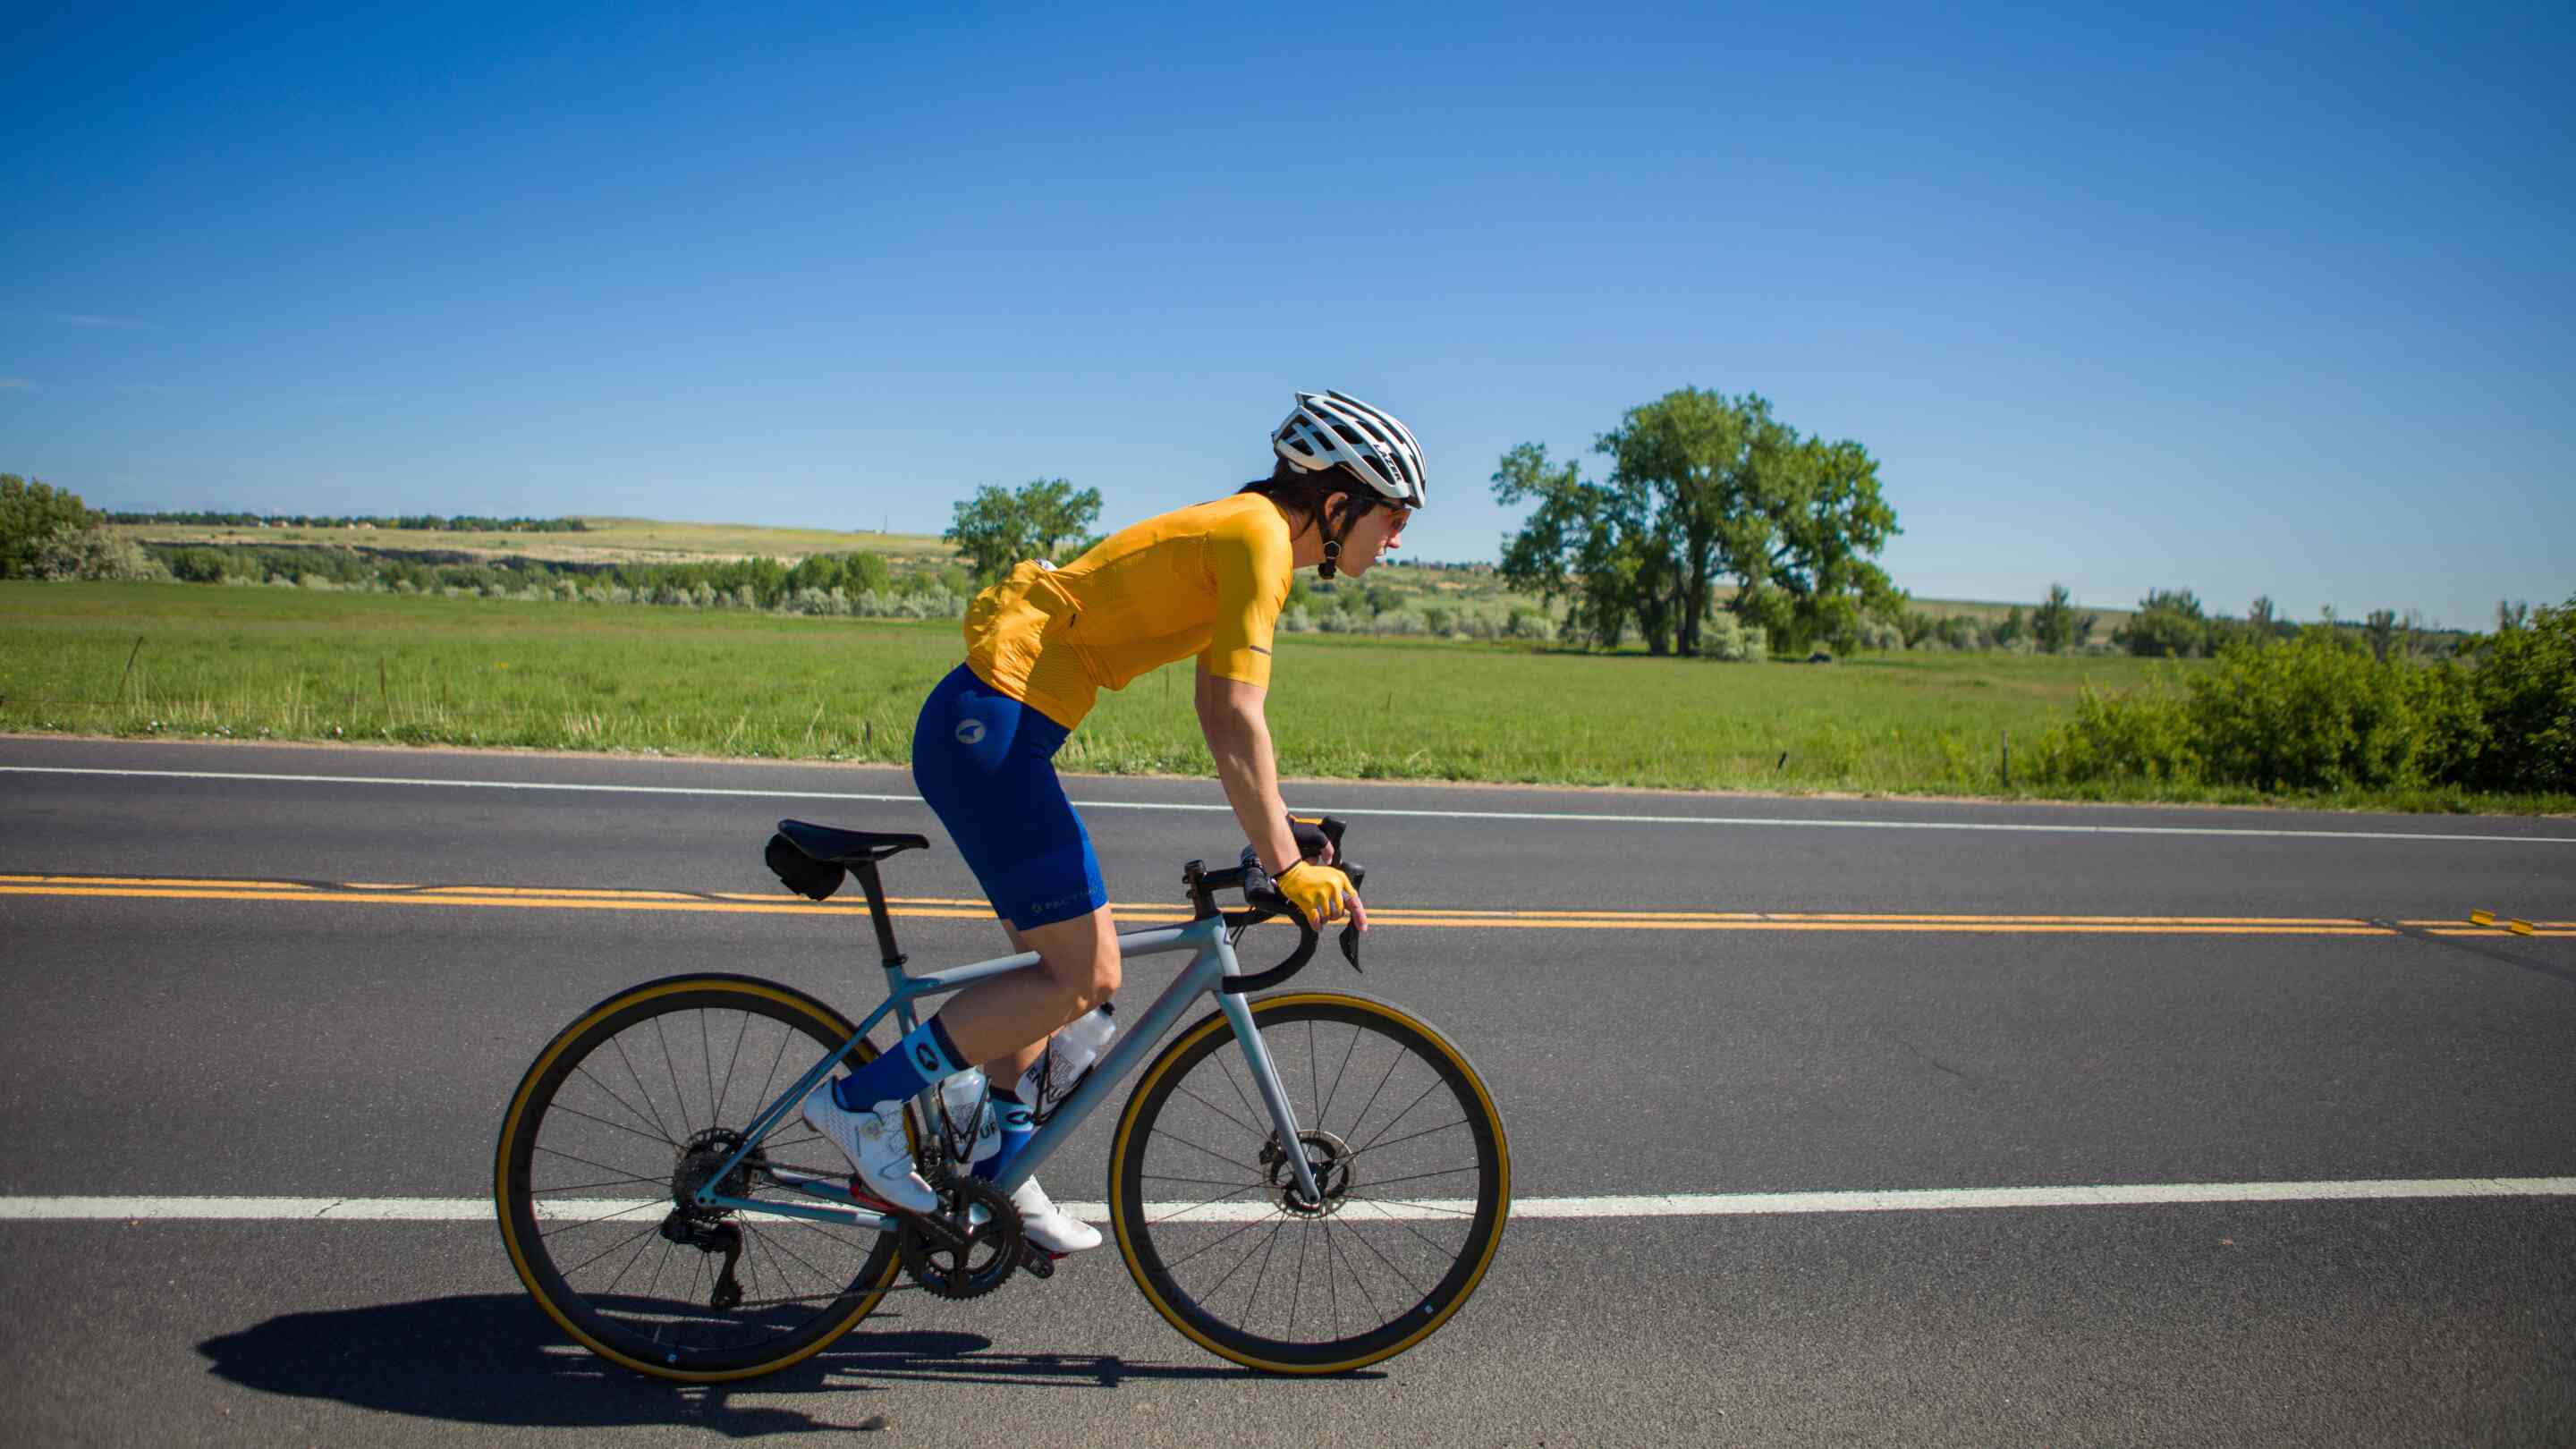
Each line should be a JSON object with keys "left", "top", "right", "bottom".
{"left": 911, "top": 663, "right": 1109, "bottom": 931}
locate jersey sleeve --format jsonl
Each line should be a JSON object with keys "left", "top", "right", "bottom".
{"left": 1200, "top": 511, "right": 1292, "bottom": 689}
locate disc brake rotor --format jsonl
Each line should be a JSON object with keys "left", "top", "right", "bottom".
{"left": 1261, "top": 1129, "right": 1354, "bottom": 1217}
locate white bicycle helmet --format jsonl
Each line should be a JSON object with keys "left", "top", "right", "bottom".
{"left": 1272, "top": 390, "right": 1428, "bottom": 509}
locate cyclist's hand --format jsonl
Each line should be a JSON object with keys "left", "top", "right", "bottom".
{"left": 1275, "top": 860, "right": 1365, "bottom": 931}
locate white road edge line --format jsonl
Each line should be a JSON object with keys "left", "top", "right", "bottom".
{"left": 4, "top": 1178, "right": 2572, "bottom": 1224}
{"left": 4, "top": 766, "right": 2570, "bottom": 844}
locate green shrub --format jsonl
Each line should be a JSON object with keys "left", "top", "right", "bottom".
{"left": 34, "top": 525, "right": 167, "bottom": 581}
{"left": 2459, "top": 598, "right": 2576, "bottom": 792}
{"left": 1699, "top": 612, "right": 1768, "bottom": 663}
{"left": 2117, "top": 588, "right": 2211, "bottom": 657}
{"left": 2182, "top": 631, "right": 2479, "bottom": 792}
{"left": 2030, "top": 606, "right": 2576, "bottom": 798}
{"left": 2, "top": 475, "right": 101, "bottom": 579}
{"left": 2028, "top": 680, "right": 2202, "bottom": 785}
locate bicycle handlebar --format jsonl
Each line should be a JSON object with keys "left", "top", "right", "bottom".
{"left": 1182, "top": 815, "right": 1367, "bottom": 994}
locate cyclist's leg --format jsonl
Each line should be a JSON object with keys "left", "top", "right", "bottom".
{"left": 824, "top": 664, "right": 1114, "bottom": 1116}
{"left": 939, "top": 906, "right": 1120, "bottom": 1065}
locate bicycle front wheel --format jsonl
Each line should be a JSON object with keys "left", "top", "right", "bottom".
{"left": 494, "top": 973, "right": 904, "bottom": 1382}
{"left": 1108, "top": 991, "right": 1511, "bottom": 1374}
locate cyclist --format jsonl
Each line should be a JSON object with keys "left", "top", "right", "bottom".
{"left": 802, "top": 391, "right": 1424, "bottom": 1253}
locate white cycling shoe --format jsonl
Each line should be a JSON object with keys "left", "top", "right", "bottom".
{"left": 801, "top": 1089, "right": 936, "bottom": 1215}
{"left": 1010, "top": 1177, "right": 1102, "bottom": 1255}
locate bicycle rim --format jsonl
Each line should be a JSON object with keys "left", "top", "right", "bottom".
{"left": 494, "top": 975, "right": 903, "bottom": 1381}
{"left": 1109, "top": 991, "right": 1511, "bottom": 1374}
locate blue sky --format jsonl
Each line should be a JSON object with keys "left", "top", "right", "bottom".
{"left": 4, "top": 0, "right": 2568, "bottom": 629}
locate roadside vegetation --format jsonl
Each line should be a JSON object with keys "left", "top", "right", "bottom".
{"left": 5, "top": 453, "right": 2566, "bottom": 813}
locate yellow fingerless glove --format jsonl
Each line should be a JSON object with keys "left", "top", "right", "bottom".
{"left": 1274, "top": 860, "right": 1355, "bottom": 926}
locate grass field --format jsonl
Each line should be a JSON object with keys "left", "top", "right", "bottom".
{"left": 9, "top": 580, "right": 2224, "bottom": 799}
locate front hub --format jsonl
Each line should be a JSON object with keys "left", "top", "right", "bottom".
{"left": 1261, "top": 1129, "right": 1352, "bottom": 1216}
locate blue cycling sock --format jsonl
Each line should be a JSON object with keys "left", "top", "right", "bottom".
{"left": 831, "top": 1016, "right": 967, "bottom": 1112}
{"left": 975, "top": 1089, "right": 1036, "bottom": 1182}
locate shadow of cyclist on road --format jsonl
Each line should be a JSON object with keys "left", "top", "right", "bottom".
{"left": 198, "top": 1293, "right": 1286, "bottom": 1436}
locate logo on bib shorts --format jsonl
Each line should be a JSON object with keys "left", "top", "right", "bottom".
{"left": 955, "top": 719, "right": 987, "bottom": 745}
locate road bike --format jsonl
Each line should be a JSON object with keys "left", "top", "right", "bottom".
{"left": 494, "top": 817, "right": 1511, "bottom": 1380}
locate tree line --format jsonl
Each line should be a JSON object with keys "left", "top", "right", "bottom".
{"left": 106, "top": 510, "right": 588, "bottom": 532}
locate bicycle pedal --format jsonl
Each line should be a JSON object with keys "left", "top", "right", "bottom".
{"left": 1018, "top": 1243, "right": 1058, "bottom": 1280}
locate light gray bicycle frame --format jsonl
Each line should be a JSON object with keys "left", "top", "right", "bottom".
{"left": 691, "top": 909, "right": 1323, "bottom": 1224}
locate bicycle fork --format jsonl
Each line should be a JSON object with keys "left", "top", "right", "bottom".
{"left": 1218, "top": 990, "right": 1325, "bottom": 1208}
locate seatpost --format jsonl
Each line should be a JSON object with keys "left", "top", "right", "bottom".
{"left": 849, "top": 859, "right": 907, "bottom": 970}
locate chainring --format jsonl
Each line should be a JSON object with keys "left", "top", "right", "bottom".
{"left": 895, "top": 1174, "right": 1024, "bottom": 1301}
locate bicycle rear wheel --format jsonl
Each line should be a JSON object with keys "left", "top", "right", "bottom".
{"left": 1108, "top": 991, "right": 1511, "bottom": 1374}
{"left": 494, "top": 973, "right": 904, "bottom": 1382}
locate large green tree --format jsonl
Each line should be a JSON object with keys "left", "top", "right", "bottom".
{"left": 1, "top": 474, "right": 99, "bottom": 580}
{"left": 943, "top": 477, "right": 1104, "bottom": 582}
{"left": 1492, "top": 389, "right": 1901, "bottom": 655}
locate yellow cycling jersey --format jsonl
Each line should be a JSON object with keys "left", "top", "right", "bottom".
{"left": 962, "top": 493, "right": 1295, "bottom": 730}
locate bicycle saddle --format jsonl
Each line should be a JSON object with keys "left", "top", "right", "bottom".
{"left": 775, "top": 818, "right": 928, "bottom": 864}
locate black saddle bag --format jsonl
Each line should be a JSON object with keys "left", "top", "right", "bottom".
{"left": 765, "top": 832, "right": 846, "bottom": 902}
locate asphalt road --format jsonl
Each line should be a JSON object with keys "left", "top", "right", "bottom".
{"left": 3, "top": 735, "right": 2572, "bottom": 1447}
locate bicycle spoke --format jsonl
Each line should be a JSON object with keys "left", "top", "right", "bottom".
{"left": 1339, "top": 1051, "right": 1405, "bottom": 1155}
{"left": 1346, "top": 1194, "right": 1479, "bottom": 1217}
{"left": 1216, "top": 1046, "right": 1266, "bottom": 1132}
{"left": 610, "top": 1035, "right": 678, "bottom": 1145}
{"left": 1157, "top": 1200, "right": 1289, "bottom": 1272}
{"left": 572, "top": 1063, "right": 676, "bottom": 1147}
{"left": 699, "top": 1012, "right": 717, "bottom": 1134}
{"left": 1140, "top": 1172, "right": 1259, "bottom": 1190}
{"left": 1352, "top": 1163, "right": 1482, "bottom": 1191}
{"left": 651, "top": 1014, "right": 691, "bottom": 1137}
{"left": 597, "top": 1222, "right": 661, "bottom": 1296}
{"left": 1323, "top": 1218, "right": 1385, "bottom": 1320}
{"left": 1233, "top": 1218, "right": 1285, "bottom": 1318}
{"left": 1316, "top": 1020, "right": 1363, "bottom": 1133}
{"left": 1147, "top": 1129, "right": 1261, "bottom": 1176}
{"left": 1173, "top": 1081, "right": 1268, "bottom": 1140}
{"left": 556, "top": 1216, "right": 668, "bottom": 1278}
{"left": 1307, "top": 1020, "right": 1320, "bottom": 1138}
{"left": 1148, "top": 1180, "right": 1270, "bottom": 1228}
{"left": 1288, "top": 1218, "right": 1311, "bottom": 1338}
{"left": 535, "top": 1172, "right": 669, "bottom": 1196}
{"left": 1343, "top": 1116, "right": 1470, "bottom": 1163}
{"left": 1352, "top": 1079, "right": 1444, "bottom": 1157}
{"left": 1351, "top": 1198, "right": 1470, "bottom": 1260}
{"left": 751, "top": 1024, "right": 795, "bottom": 1131}
{"left": 533, "top": 1135, "right": 664, "bottom": 1184}
{"left": 1335, "top": 1205, "right": 1435, "bottom": 1299}
{"left": 537, "top": 1198, "right": 663, "bottom": 1241}
{"left": 547, "top": 1097, "right": 684, "bottom": 1157}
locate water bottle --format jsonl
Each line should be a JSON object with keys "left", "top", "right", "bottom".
{"left": 936, "top": 1069, "right": 999, "bottom": 1170}
{"left": 1017, "top": 1003, "right": 1117, "bottom": 1111}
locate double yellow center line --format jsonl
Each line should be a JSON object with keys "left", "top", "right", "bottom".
{"left": 3, "top": 874, "right": 2566, "bottom": 937}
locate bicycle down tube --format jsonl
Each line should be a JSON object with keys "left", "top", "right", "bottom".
{"left": 690, "top": 910, "right": 1323, "bottom": 1223}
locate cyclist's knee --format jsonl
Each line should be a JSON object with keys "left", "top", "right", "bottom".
{"left": 1029, "top": 911, "right": 1120, "bottom": 1014}
{"left": 1046, "top": 940, "right": 1119, "bottom": 1014}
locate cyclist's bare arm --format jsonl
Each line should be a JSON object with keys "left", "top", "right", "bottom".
{"left": 1193, "top": 662, "right": 1367, "bottom": 929}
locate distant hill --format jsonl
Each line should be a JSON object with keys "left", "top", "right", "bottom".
{"left": 112, "top": 514, "right": 953, "bottom": 567}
